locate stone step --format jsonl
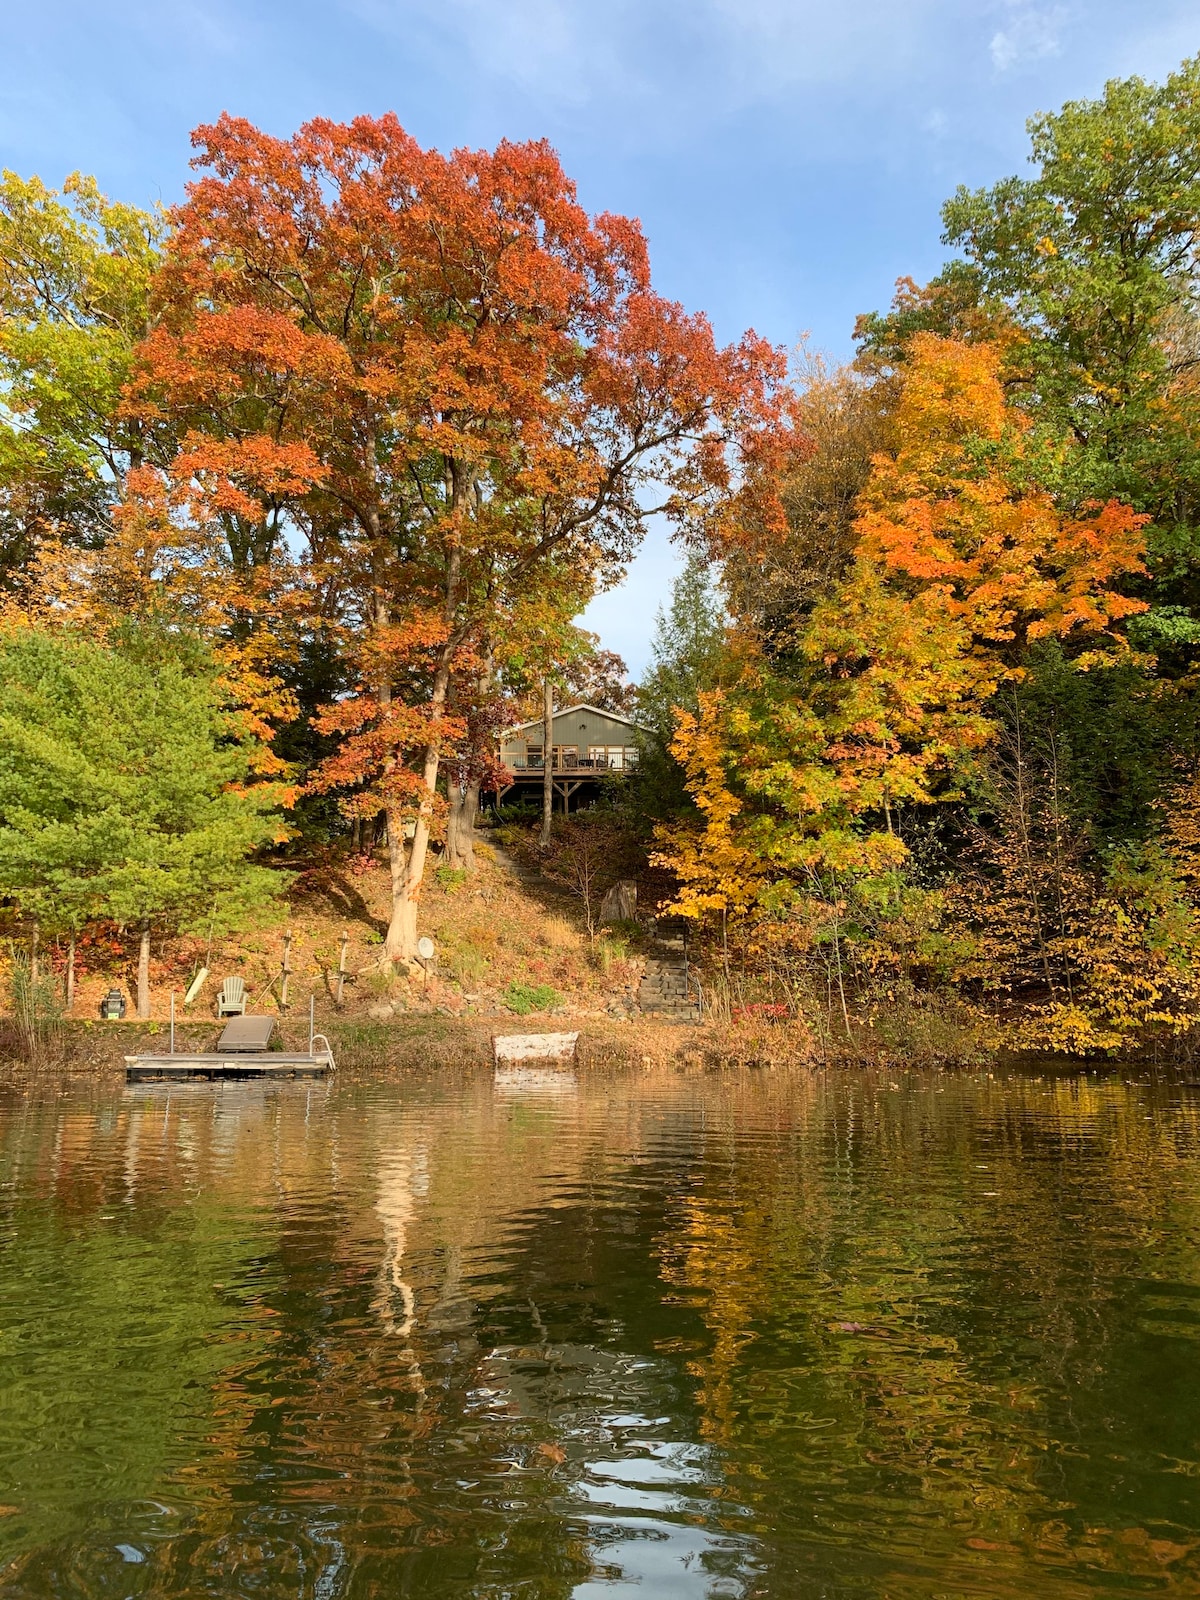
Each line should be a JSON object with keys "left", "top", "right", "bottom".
{"left": 637, "top": 936, "right": 699, "bottom": 1022}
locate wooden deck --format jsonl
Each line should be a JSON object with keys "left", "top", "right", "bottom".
{"left": 494, "top": 764, "right": 630, "bottom": 809}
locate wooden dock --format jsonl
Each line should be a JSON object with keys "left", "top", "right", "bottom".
{"left": 125, "top": 1049, "right": 334, "bottom": 1082}
{"left": 124, "top": 1002, "right": 334, "bottom": 1082}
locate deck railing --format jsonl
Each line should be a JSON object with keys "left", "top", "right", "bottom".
{"left": 502, "top": 754, "right": 636, "bottom": 774}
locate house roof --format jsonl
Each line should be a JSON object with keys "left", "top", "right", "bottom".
{"left": 503, "top": 702, "right": 645, "bottom": 736}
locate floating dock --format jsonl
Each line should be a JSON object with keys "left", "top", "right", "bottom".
{"left": 124, "top": 1004, "right": 335, "bottom": 1081}
{"left": 125, "top": 1049, "right": 334, "bottom": 1082}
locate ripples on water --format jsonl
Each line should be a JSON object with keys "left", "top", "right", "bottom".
{"left": 2, "top": 1064, "right": 1200, "bottom": 1596}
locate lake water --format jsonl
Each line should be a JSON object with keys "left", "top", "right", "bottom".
{"left": 2, "top": 1063, "right": 1200, "bottom": 1597}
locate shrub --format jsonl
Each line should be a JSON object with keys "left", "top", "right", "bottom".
{"left": 435, "top": 865, "right": 468, "bottom": 893}
{"left": 7, "top": 945, "right": 63, "bottom": 1064}
{"left": 360, "top": 968, "right": 397, "bottom": 998}
{"left": 502, "top": 980, "right": 561, "bottom": 1015}
{"left": 491, "top": 799, "right": 540, "bottom": 825}
{"left": 448, "top": 944, "right": 490, "bottom": 986}
{"left": 594, "top": 931, "right": 629, "bottom": 975}
{"left": 732, "top": 1002, "right": 789, "bottom": 1025}
{"left": 492, "top": 823, "right": 529, "bottom": 848}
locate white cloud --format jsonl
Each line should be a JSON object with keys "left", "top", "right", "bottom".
{"left": 348, "top": 0, "right": 633, "bottom": 105}
{"left": 348, "top": 0, "right": 960, "bottom": 115}
{"left": 989, "top": 2, "right": 1071, "bottom": 72}
{"left": 702, "top": 0, "right": 953, "bottom": 94}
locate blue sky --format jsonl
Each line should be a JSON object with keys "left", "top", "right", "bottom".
{"left": 3, "top": 0, "right": 1196, "bottom": 673}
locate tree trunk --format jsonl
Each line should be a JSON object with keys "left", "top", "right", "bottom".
{"left": 376, "top": 471, "right": 469, "bottom": 967}
{"left": 541, "top": 676, "right": 554, "bottom": 846}
{"left": 66, "top": 937, "right": 75, "bottom": 1013}
{"left": 446, "top": 782, "right": 466, "bottom": 870}
{"left": 445, "top": 777, "right": 481, "bottom": 871}
{"left": 384, "top": 805, "right": 413, "bottom": 963}
{"left": 458, "top": 645, "right": 492, "bottom": 875}
{"left": 383, "top": 652, "right": 455, "bottom": 965}
{"left": 460, "top": 777, "right": 480, "bottom": 869}
{"left": 137, "top": 918, "right": 151, "bottom": 1019}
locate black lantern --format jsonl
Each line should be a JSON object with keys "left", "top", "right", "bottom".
{"left": 99, "top": 988, "right": 127, "bottom": 1021}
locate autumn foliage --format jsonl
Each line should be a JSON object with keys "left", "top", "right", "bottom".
{"left": 3, "top": 60, "right": 1200, "bottom": 1056}
{"left": 655, "top": 333, "right": 1174, "bottom": 1050}
{"left": 118, "top": 113, "right": 788, "bottom": 961}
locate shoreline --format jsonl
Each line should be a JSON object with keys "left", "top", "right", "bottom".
{"left": 0, "top": 1014, "right": 821, "bottom": 1084}
{"left": 2, "top": 1013, "right": 1195, "bottom": 1088}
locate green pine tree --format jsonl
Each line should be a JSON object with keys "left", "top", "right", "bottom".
{"left": 0, "top": 626, "right": 283, "bottom": 1015}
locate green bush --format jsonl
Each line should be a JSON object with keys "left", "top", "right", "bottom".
{"left": 502, "top": 980, "right": 561, "bottom": 1015}
{"left": 435, "top": 865, "right": 468, "bottom": 892}
{"left": 491, "top": 823, "right": 528, "bottom": 849}
{"left": 491, "top": 798, "right": 540, "bottom": 825}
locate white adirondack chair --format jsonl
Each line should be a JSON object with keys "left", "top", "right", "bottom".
{"left": 216, "top": 976, "right": 247, "bottom": 1018}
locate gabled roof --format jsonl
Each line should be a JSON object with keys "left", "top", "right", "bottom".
{"left": 503, "top": 702, "right": 646, "bottom": 736}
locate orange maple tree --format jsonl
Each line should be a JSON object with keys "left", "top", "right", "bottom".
{"left": 134, "top": 114, "right": 788, "bottom": 961}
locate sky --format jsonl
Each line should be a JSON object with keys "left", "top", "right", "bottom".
{"left": 2, "top": 0, "right": 1197, "bottom": 675}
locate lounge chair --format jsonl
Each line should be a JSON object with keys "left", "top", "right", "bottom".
{"left": 217, "top": 1015, "right": 275, "bottom": 1053}
{"left": 216, "top": 976, "right": 247, "bottom": 1018}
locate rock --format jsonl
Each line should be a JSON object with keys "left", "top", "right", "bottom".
{"left": 599, "top": 878, "right": 637, "bottom": 924}
{"left": 367, "top": 1002, "right": 395, "bottom": 1021}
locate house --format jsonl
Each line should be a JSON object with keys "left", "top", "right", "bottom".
{"left": 495, "top": 703, "right": 645, "bottom": 810}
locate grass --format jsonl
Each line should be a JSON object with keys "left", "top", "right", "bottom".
{"left": 538, "top": 915, "right": 581, "bottom": 951}
{"left": 593, "top": 930, "right": 629, "bottom": 975}
{"left": 446, "top": 942, "right": 490, "bottom": 986}
{"left": 502, "top": 981, "right": 562, "bottom": 1015}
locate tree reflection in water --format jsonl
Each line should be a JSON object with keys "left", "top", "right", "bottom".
{"left": 0, "top": 1067, "right": 1199, "bottom": 1596}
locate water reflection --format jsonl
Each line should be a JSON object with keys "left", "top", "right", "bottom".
{"left": 1, "top": 1066, "right": 1199, "bottom": 1595}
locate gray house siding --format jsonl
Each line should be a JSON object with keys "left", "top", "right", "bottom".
{"left": 499, "top": 704, "right": 643, "bottom": 772}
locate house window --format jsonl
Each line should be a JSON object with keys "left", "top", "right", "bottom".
{"left": 588, "top": 745, "right": 635, "bottom": 770}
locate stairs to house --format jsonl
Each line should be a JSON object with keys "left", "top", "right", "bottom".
{"left": 638, "top": 918, "right": 701, "bottom": 1023}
